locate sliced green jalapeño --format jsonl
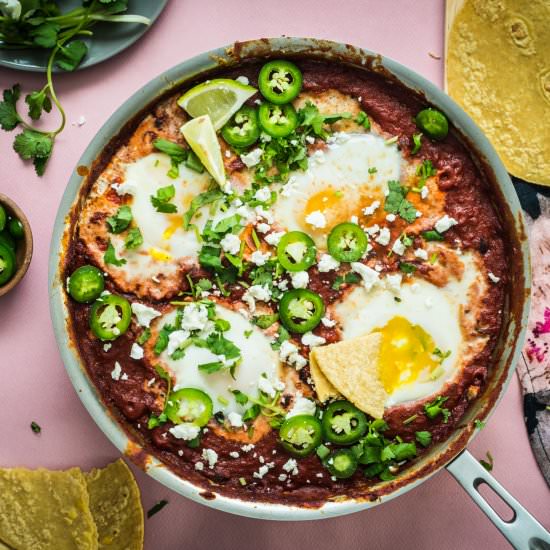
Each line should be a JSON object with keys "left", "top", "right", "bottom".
{"left": 68, "top": 265, "right": 105, "bottom": 304}
{"left": 277, "top": 231, "right": 317, "bottom": 272}
{"left": 415, "top": 108, "right": 449, "bottom": 140}
{"left": 325, "top": 448, "right": 358, "bottom": 479}
{"left": 165, "top": 388, "right": 213, "bottom": 427}
{"left": 258, "top": 102, "right": 298, "bottom": 138}
{"left": 258, "top": 60, "right": 303, "bottom": 104}
{"left": 322, "top": 400, "right": 368, "bottom": 445}
{"left": 327, "top": 222, "right": 368, "bottom": 262}
{"left": 89, "top": 293, "right": 131, "bottom": 341}
{"left": 278, "top": 289, "right": 325, "bottom": 334}
{"left": 0, "top": 242, "right": 16, "bottom": 286}
{"left": 279, "top": 414, "right": 322, "bottom": 457}
{"left": 221, "top": 105, "right": 260, "bottom": 148}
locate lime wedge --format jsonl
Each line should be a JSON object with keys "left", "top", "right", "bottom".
{"left": 177, "top": 79, "right": 257, "bottom": 130}
{"left": 180, "top": 115, "right": 226, "bottom": 187}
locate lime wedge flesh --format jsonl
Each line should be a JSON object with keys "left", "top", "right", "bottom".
{"left": 177, "top": 79, "right": 257, "bottom": 130}
{"left": 180, "top": 115, "right": 226, "bottom": 187}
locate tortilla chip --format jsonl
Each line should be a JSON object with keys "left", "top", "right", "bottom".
{"left": 446, "top": 0, "right": 550, "bottom": 186}
{"left": 309, "top": 351, "right": 341, "bottom": 402}
{"left": 0, "top": 467, "right": 98, "bottom": 550}
{"left": 85, "top": 459, "right": 144, "bottom": 550}
{"left": 311, "top": 332, "right": 387, "bottom": 418}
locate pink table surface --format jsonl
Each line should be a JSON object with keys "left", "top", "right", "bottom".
{"left": 0, "top": 1, "right": 548, "bottom": 548}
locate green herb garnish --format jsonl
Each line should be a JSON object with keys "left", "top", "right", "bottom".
{"left": 104, "top": 240, "right": 126, "bottom": 267}
{"left": 150, "top": 185, "right": 177, "bottom": 214}
{"left": 30, "top": 421, "right": 41, "bottom": 434}
{"left": 147, "top": 499, "right": 168, "bottom": 519}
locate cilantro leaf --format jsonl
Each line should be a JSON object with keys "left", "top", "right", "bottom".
{"left": 137, "top": 328, "right": 151, "bottom": 345}
{"left": 104, "top": 240, "right": 126, "bottom": 266}
{"left": 422, "top": 230, "right": 444, "bottom": 241}
{"left": 399, "top": 262, "right": 416, "bottom": 274}
{"left": 0, "top": 84, "right": 22, "bottom": 130}
{"left": 25, "top": 89, "right": 52, "bottom": 120}
{"left": 199, "top": 244, "right": 223, "bottom": 271}
{"left": 182, "top": 189, "right": 224, "bottom": 230}
{"left": 124, "top": 227, "right": 143, "bottom": 249}
{"left": 197, "top": 361, "right": 225, "bottom": 374}
{"left": 150, "top": 184, "right": 177, "bottom": 213}
{"left": 355, "top": 110, "right": 371, "bottom": 130}
{"left": 270, "top": 326, "right": 289, "bottom": 350}
{"left": 30, "top": 421, "right": 41, "bottom": 434}
{"left": 479, "top": 451, "right": 494, "bottom": 472}
{"left": 30, "top": 22, "right": 60, "bottom": 48}
{"left": 55, "top": 40, "right": 88, "bottom": 71}
{"left": 415, "top": 430, "right": 432, "bottom": 447}
{"left": 416, "top": 159, "right": 437, "bottom": 188}
{"left": 424, "top": 396, "right": 450, "bottom": 422}
{"left": 332, "top": 272, "right": 361, "bottom": 290}
{"left": 411, "top": 132, "right": 422, "bottom": 154}
{"left": 242, "top": 404, "right": 261, "bottom": 422}
{"left": 106, "top": 205, "right": 132, "bottom": 233}
{"left": 398, "top": 199, "right": 417, "bottom": 223}
{"left": 206, "top": 332, "right": 241, "bottom": 360}
{"left": 253, "top": 313, "right": 279, "bottom": 329}
{"left": 153, "top": 138, "right": 187, "bottom": 178}
{"left": 297, "top": 101, "right": 351, "bottom": 140}
{"left": 232, "top": 389, "right": 248, "bottom": 406}
{"left": 13, "top": 129, "right": 53, "bottom": 175}
{"left": 384, "top": 180, "right": 417, "bottom": 223}
{"left": 474, "top": 419, "right": 486, "bottom": 430}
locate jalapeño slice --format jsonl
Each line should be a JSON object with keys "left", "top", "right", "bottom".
{"left": 327, "top": 222, "right": 368, "bottom": 262}
{"left": 279, "top": 414, "right": 322, "bottom": 457}
{"left": 221, "top": 105, "right": 261, "bottom": 148}
{"left": 277, "top": 231, "right": 317, "bottom": 272}
{"left": 279, "top": 289, "right": 324, "bottom": 334}
{"left": 0, "top": 242, "right": 16, "bottom": 286}
{"left": 258, "top": 102, "right": 298, "bottom": 138}
{"left": 415, "top": 108, "right": 449, "bottom": 141}
{"left": 322, "top": 400, "right": 368, "bottom": 445}
{"left": 258, "top": 60, "right": 303, "bottom": 104}
{"left": 68, "top": 265, "right": 105, "bottom": 304}
{"left": 89, "top": 293, "right": 131, "bottom": 341}
{"left": 325, "top": 448, "right": 358, "bottom": 479}
{"left": 165, "top": 388, "right": 213, "bottom": 427}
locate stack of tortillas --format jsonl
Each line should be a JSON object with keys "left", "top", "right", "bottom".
{"left": 0, "top": 459, "right": 144, "bottom": 550}
{"left": 310, "top": 332, "right": 387, "bottom": 419}
{"left": 445, "top": 0, "right": 550, "bottom": 186}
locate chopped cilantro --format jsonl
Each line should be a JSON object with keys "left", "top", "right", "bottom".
{"left": 479, "top": 451, "right": 494, "bottom": 472}
{"left": 316, "top": 444, "right": 330, "bottom": 460}
{"left": 137, "top": 328, "right": 151, "bottom": 345}
{"left": 242, "top": 404, "right": 261, "bottom": 422}
{"left": 416, "top": 159, "right": 437, "bottom": 188}
{"left": 150, "top": 185, "right": 177, "bottom": 214}
{"left": 474, "top": 419, "right": 486, "bottom": 430}
{"left": 271, "top": 325, "right": 290, "bottom": 350}
{"left": 182, "top": 189, "right": 224, "bottom": 230}
{"left": 332, "top": 272, "right": 361, "bottom": 290}
{"left": 411, "top": 132, "right": 423, "bottom": 154}
{"left": 368, "top": 166, "right": 378, "bottom": 174}
{"left": 106, "top": 205, "right": 132, "bottom": 234}
{"left": 424, "top": 396, "right": 450, "bottom": 423}
{"left": 253, "top": 313, "right": 279, "bottom": 329}
{"left": 298, "top": 101, "right": 351, "bottom": 140}
{"left": 124, "top": 227, "right": 143, "bottom": 249}
{"left": 104, "top": 240, "right": 126, "bottom": 267}
{"left": 399, "top": 262, "right": 416, "bottom": 274}
{"left": 355, "top": 111, "right": 371, "bottom": 130}
{"left": 198, "top": 361, "right": 226, "bottom": 374}
{"left": 423, "top": 230, "right": 444, "bottom": 241}
{"left": 415, "top": 431, "right": 432, "bottom": 447}
{"left": 30, "top": 421, "right": 41, "bottom": 434}
{"left": 244, "top": 329, "right": 253, "bottom": 338}
{"left": 384, "top": 180, "right": 418, "bottom": 223}
{"left": 232, "top": 390, "right": 249, "bottom": 406}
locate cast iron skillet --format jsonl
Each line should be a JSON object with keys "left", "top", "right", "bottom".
{"left": 48, "top": 38, "right": 549, "bottom": 549}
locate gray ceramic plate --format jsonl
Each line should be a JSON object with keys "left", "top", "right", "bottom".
{"left": 0, "top": 0, "right": 167, "bottom": 72}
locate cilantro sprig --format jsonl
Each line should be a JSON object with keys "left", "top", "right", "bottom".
{"left": 0, "top": 1, "right": 150, "bottom": 175}
{"left": 384, "top": 180, "right": 418, "bottom": 223}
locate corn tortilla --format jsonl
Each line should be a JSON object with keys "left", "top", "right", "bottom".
{"left": 85, "top": 459, "right": 144, "bottom": 550}
{"left": 311, "top": 332, "right": 387, "bottom": 418}
{"left": 446, "top": 0, "right": 550, "bottom": 185}
{"left": 0, "top": 467, "right": 98, "bottom": 550}
{"left": 309, "top": 351, "right": 340, "bottom": 402}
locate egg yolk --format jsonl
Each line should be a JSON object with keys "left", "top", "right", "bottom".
{"left": 374, "top": 316, "right": 440, "bottom": 394}
{"left": 302, "top": 186, "right": 384, "bottom": 231}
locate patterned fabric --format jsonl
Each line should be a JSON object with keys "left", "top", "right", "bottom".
{"left": 514, "top": 178, "right": 550, "bottom": 488}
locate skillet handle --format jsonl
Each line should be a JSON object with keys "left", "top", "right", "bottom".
{"left": 446, "top": 450, "right": 550, "bottom": 549}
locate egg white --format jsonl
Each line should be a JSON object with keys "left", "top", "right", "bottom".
{"left": 157, "top": 304, "right": 282, "bottom": 414}
{"left": 331, "top": 253, "right": 484, "bottom": 407}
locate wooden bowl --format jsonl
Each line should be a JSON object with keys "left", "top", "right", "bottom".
{"left": 0, "top": 193, "right": 33, "bottom": 297}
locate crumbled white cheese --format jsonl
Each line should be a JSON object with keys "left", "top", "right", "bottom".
{"left": 254, "top": 187, "right": 271, "bottom": 202}
{"left": 257, "top": 222, "right": 271, "bottom": 234}
{"left": 227, "top": 412, "right": 244, "bottom": 428}
{"left": 181, "top": 303, "right": 210, "bottom": 331}
{"left": 301, "top": 332, "right": 326, "bottom": 348}
{"left": 250, "top": 250, "right": 271, "bottom": 266}
{"left": 350, "top": 215, "right": 359, "bottom": 224}
{"left": 265, "top": 231, "right": 284, "bottom": 246}
{"left": 131, "top": 303, "right": 161, "bottom": 327}
{"left": 351, "top": 262, "right": 380, "bottom": 292}
{"left": 120, "top": 373, "right": 128, "bottom": 381}
{"left": 414, "top": 248, "right": 428, "bottom": 260}
{"left": 321, "top": 316, "right": 336, "bottom": 328}
{"left": 195, "top": 461, "right": 204, "bottom": 471}
{"left": 282, "top": 458, "right": 299, "bottom": 475}
{"left": 255, "top": 206, "right": 274, "bottom": 223}
{"left": 279, "top": 341, "right": 307, "bottom": 370}
{"left": 290, "top": 271, "right": 309, "bottom": 289}
{"left": 278, "top": 473, "right": 288, "bottom": 482}
{"left": 166, "top": 329, "right": 191, "bottom": 356}
{"left": 235, "top": 75, "right": 249, "bottom": 85}
{"left": 276, "top": 279, "right": 288, "bottom": 291}
{"left": 169, "top": 423, "right": 200, "bottom": 441}
{"left": 258, "top": 376, "right": 277, "bottom": 398}
{"left": 391, "top": 238, "right": 406, "bottom": 256}
{"left": 415, "top": 211, "right": 422, "bottom": 218}
{"left": 202, "top": 448, "right": 218, "bottom": 469}
{"left": 488, "top": 272, "right": 501, "bottom": 283}
{"left": 305, "top": 135, "right": 316, "bottom": 144}
{"left": 112, "top": 181, "right": 137, "bottom": 196}
{"left": 111, "top": 361, "right": 122, "bottom": 381}
{"left": 130, "top": 343, "right": 144, "bottom": 360}
{"left": 0, "top": 0, "right": 22, "bottom": 20}
{"left": 362, "top": 200, "right": 381, "bottom": 216}
{"left": 305, "top": 210, "right": 327, "bottom": 229}
{"left": 421, "top": 186, "right": 429, "bottom": 199}
{"left": 253, "top": 465, "right": 270, "bottom": 479}
{"left": 435, "top": 215, "right": 458, "bottom": 233}
{"left": 241, "top": 444, "right": 255, "bottom": 452}
{"left": 75, "top": 115, "right": 87, "bottom": 127}
{"left": 229, "top": 451, "right": 240, "bottom": 458}
{"left": 240, "top": 148, "right": 263, "bottom": 168}
{"left": 375, "top": 227, "right": 391, "bottom": 246}
{"left": 103, "top": 343, "right": 112, "bottom": 352}
{"left": 220, "top": 233, "right": 241, "bottom": 255}
{"left": 385, "top": 273, "right": 402, "bottom": 293}
{"left": 248, "top": 284, "right": 271, "bottom": 302}
{"left": 366, "top": 224, "right": 380, "bottom": 236}
{"left": 286, "top": 396, "right": 316, "bottom": 419}
{"left": 385, "top": 213, "right": 396, "bottom": 222}
{"left": 317, "top": 253, "right": 340, "bottom": 272}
